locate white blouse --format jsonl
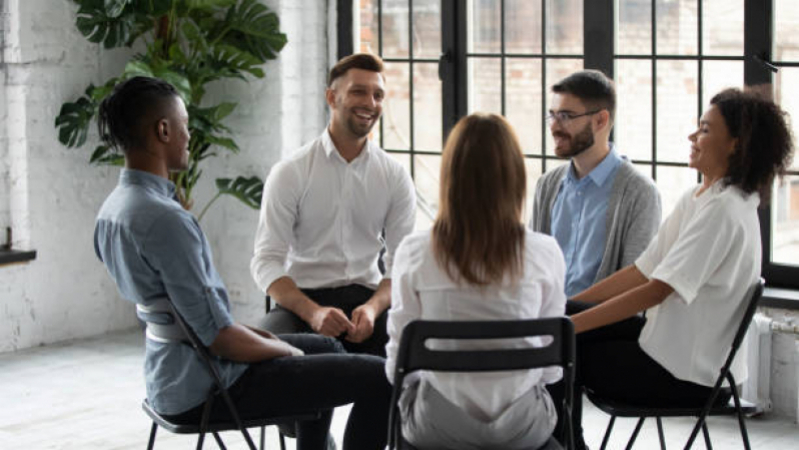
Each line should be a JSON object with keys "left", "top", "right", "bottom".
{"left": 386, "top": 229, "right": 567, "bottom": 422}
{"left": 635, "top": 182, "right": 761, "bottom": 387}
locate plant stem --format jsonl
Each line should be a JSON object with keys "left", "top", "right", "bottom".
{"left": 197, "top": 192, "right": 222, "bottom": 222}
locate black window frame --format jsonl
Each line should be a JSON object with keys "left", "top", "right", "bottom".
{"left": 340, "top": 0, "right": 799, "bottom": 291}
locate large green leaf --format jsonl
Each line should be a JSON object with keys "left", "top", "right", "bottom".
{"left": 89, "top": 144, "right": 125, "bottom": 166}
{"left": 215, "top": 176, "right": 263, "bottom": 209}
{"left": 222, "top": 0, "right": 287, "bottom": 61}
{"left": 104, "top": 0, "right": 131, "bottom": 18}
{"left": 186, "top": 0, "right": 237, "bottom": 11}
{"left": 54, "top": 86, "right": 97, "bottom": 148}
{"left": 75, "top": 0, "right": 137, "bottom": 48}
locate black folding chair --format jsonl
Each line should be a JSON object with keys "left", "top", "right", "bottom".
{"left": 137, "top": 300, "right": 320, "bottom": 450}
{"left": 585, "top": 278, "right": 765, "bottom": 450}
{"left": 388, "top": 317, "right": 576, "bottom": 450}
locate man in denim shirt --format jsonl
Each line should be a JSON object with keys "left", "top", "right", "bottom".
{"left": 94, "top": 77, "right": 390, "bottom": 449}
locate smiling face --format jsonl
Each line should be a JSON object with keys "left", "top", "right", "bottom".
{"left": 327, "top": 68, "right": 385, "bottom": 140}
{"left": 688, "top": 105, "right": 737, "bottom": 183}
{"left": 549, "top": 93, "right": 597, "bottom": 158}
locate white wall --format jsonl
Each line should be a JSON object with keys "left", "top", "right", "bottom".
{"left": 0, "top": 0, "right": 333, "bottom": 352}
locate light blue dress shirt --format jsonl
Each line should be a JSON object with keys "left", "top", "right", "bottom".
{"left": 94, "top": 169, "right": 248, "bottom": 415}
{"left": 551, "top": 146, "right": 623, "bottom": 297}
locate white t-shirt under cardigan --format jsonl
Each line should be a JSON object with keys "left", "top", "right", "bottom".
{"left": 635, "top": 182, "right": 761, "bottom": 387}
{"left": 386, "top": 229, "right": 567, "bottom": 422}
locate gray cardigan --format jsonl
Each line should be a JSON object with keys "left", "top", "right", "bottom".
{"left": 530, "top": 160, "right": 662, "bottom": 285}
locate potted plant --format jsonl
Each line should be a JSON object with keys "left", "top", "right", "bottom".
{"left": 55, "top": 0, "right": 287, "bottom": 219}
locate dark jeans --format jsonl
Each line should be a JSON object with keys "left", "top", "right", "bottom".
{"left": 260, "top": 284, "right": 389, "bottom": 357}
{"left": 548, "top": 301, "right": 727, "bottom": 450}
{"left": 164, "top": 334, "right": 390, "bottom": 450}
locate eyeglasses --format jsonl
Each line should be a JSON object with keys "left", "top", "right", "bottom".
{"left": 546, "top": 109, "right": 601, "bottom": 125}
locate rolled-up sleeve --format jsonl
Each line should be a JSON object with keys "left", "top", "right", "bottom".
{"left": 382, "top": 167, "right": 416, "bottom": 278}
{"left": 250, "top": 162, "right": 302, "bottom": 293}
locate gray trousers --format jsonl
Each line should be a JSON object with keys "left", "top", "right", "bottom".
{"left": 399, "top": 379, "right": 557, "bottom": 450}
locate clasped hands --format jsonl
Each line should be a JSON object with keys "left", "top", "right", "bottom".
{"left": 309, "top": 303, "right": 376, "bottom": 343}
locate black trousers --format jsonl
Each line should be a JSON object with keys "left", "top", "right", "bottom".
{"left": 260, "top": 284, "right": 389, "bottom": 357}
{"left": 548, "top": 301, "right": 727, "bottom": 450}
{"left": 164, "top": 334, "right": 391, "bottom": 450}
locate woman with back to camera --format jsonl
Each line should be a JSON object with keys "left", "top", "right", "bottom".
{"left": 385, "top": 113, "right": 568, "bottom": 449}
{"left": 550, "top": 88, "right": 794, "bottom": 450}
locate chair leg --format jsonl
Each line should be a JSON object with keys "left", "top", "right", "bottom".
{"left": 196, "top": 431, "right": 206, "bottom": 450}
{"left": 212, "top": 432, "right": 227, "bottom": 449}
{"left": 260, "top": 426, "right": 265, "bottom": 450}
{"left": 731, "top": 389, "right": 752, "bottom": 450}
{"left": 625, "top": 417, "right": 645, "bottom": 450}
{"left": 146, "top": 422, "right": 158, "bottom": 450}
{"left": 656, "top": 417, "right": 667, "bottom": 450}
{"left": 701, "top": 423, "right": 712, "bottom": 450}
{"left": 279, "top": 431, "right": 287, "bottom": 450}
{"left": 599, "top": 415, "right": 616, "bottom": 450}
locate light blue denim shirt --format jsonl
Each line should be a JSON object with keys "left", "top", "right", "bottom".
{"left": 94, "top": 169, "right": 248, "bottom": 415}
{"left": 551, "top": 146, "right": 623, "bottom": 297}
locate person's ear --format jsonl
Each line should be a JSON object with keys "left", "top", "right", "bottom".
{"left": 325, "top": 87, "right": 337, "bottom": 109}
{"left": 595, "top": 110, "right": 611, "bottom": 132}
{"left": 156, "top": 118, "right": 170, "bottom": 143}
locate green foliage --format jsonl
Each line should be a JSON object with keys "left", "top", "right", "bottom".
{"left": 55, "top": 0, "right": 286, "bottom": 215}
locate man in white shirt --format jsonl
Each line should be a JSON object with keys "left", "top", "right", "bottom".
{"left": 251, "top": 53, "right": 416, "bottom": 357}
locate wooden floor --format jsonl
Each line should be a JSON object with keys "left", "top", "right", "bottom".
{"left": 2, "top": 329, "right": 797, "bottom": 449}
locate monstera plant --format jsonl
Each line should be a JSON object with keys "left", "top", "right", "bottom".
{"left": 55, "top": 0, "right": 287, "bottom": 219}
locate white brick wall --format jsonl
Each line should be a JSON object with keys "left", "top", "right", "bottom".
{"left": 0, "top": 0, "right": 332, "bottom": 351}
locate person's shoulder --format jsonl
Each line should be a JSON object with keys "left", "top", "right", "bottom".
{"left": 525, "top": 229, "right": 561, "bottom": 255}
{"left": 394, "top": 230, "right": 432, "bottom": 268}
{"left": 540, "top": 164, "right": 569, "bottom": 181}
{"left": 615, "top": 159, "right": 655, "bottom": 186}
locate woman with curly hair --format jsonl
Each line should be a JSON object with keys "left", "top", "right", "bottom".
{"left": 551, "top": 87, "right": 795, "bottom": 450}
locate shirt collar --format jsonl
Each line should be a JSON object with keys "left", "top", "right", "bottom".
{"left": 566, "top": 144, "right": 622, "bottom": 187}
{"left": 120, "top": 168, "right": 177, "bottom": 199}
{"left": 321, "top": 128, "right": 372, "bottom": 163}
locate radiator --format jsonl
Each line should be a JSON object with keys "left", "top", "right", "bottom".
{"left": 740, "top": 313, "right": 773, "bottom": 413}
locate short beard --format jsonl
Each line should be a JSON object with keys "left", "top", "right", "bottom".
{"left": 555, "top": 122, "right": 595, "bottom": 158}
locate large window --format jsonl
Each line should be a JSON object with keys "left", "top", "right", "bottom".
{"left": 347, "top": 0, "right": 799, "bottom": 290}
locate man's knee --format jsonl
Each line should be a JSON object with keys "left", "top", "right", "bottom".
{"left": 259, "top": 306, "right": 310, "bottom": 335}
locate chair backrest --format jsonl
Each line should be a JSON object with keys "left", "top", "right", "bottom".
{"left": 389, "top": 317, "right": 575, "bottom": 449}
{"left": 720, "top": 277, "right": 765, "bottom": 385}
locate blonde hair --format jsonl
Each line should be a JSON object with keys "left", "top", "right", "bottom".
{"left": 432, "top": 113, "right": 527, "bottom": 285}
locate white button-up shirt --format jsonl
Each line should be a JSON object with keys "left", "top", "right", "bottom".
{"left": 386, "top": 230, "right": 567, "bottom": 422}
{"left": 636, "top": 182, "right": 761, "bottom": 387}
{"left": 251, "top": 130, "right": 416, "bottom": 293}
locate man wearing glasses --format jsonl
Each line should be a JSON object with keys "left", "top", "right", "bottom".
{"left": 530, "top": 70, "right": 661, "bottom": 298}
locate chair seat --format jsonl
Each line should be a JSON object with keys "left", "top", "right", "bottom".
{"left": 585, "top": 389, "right": 758, "bottom": 418}
{"left": 142, "top": 399, "right": 320, "bottom": 434}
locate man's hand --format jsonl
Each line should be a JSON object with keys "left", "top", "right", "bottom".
{"left": 347, "top": 303, "right": 377, "bottom": 343}
{"left": 309, "top": 306, "right": 355, "bottom": 338}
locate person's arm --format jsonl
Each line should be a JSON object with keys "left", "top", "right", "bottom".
{"left": 571, "top": 264, "right": 649, "bottom": 304}
{"left": 348, "top": 278, "right": 391, "bottom": 343}
{"left": 571, "top": 278, "right": 673, "bottom": 333}
{"left": 209, "top": 323, "right": 303, "bottom": 362}
{"left": 267, "top": 276, "right": 354, "bottom": 337}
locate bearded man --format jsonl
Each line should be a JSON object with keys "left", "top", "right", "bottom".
{"left": 251, "top": 53, "right": 416, "bottom": 357}
{"left": 530, "top": 70, "right": 661, "bottom": 297}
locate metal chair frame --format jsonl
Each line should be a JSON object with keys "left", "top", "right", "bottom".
{"left": 388, "top": 317, "right": 577, "bottom": 450}
{"left": 586, "top": 278, "right": 765, "bottom": 450}
{"left": 140, "top": 301, "right": 319, "bottom": 450}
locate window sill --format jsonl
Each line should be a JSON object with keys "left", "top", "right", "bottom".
{"left": 0, "top": 249, "right": 37, "bottom": 267}
{"left": 762, "top": 286, "right": 799, "bottom": 311}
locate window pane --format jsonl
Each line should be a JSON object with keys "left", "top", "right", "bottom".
{"left": 506, "top": 0, "right": 542, "bottom": 54}
{"left": 412, "top": 0, "right": 441, "bottom": 59}
{"left": 656, "top": 60, "right": 698, "bottom": 164}
{"left": 702, "top": 0, "right": 743, "bottom": 56}
{"left": 546, "top": 0, "right": 583, "bottom": 55}
{"left": 775, "top": 68, "right": 799, "bottom": 172}
{"left": 414, "top": 154, "right": 441, "bottom": 229}
{"left": 358, "top": 0, "right": 380, "bottom": 54}
{"left": 618, "top": 0, "right": 652, "bottom": 55}
{"left": 545, "top": 58, "right": 585, "bottom": 156}
{"left": 469, "top": 0, "right": 501, "bottom": 54}
{"left": 506, "top": 58, "right": 543, "bottom": 156}
{"left": 382, "top": 0, "right": 410, "bottom": 59}
{"left": 413, "top": 63, "right": 442, "bottom": 151}
{"left": 772, "top": 175, "right": 799, "bottom": 267}
{"left": 775, "top": 0, "right": 799, "bottom": 61}
{"left": 468, "top": 57, "right": 502, "bottom": 114}
{"left": 616, "top": 59, "right": 653, "bottom": 163}
{"left": 656, "top": 0, "right": 697, "bottom": 56}
{"left": 702, "top": 61, "right": 743, "bottom": 108}
{"left": 383, "top": 62, "right": 411, "bottom": 151}
{"left": 656, "top": 166, "right": 698, "bottom": 218}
